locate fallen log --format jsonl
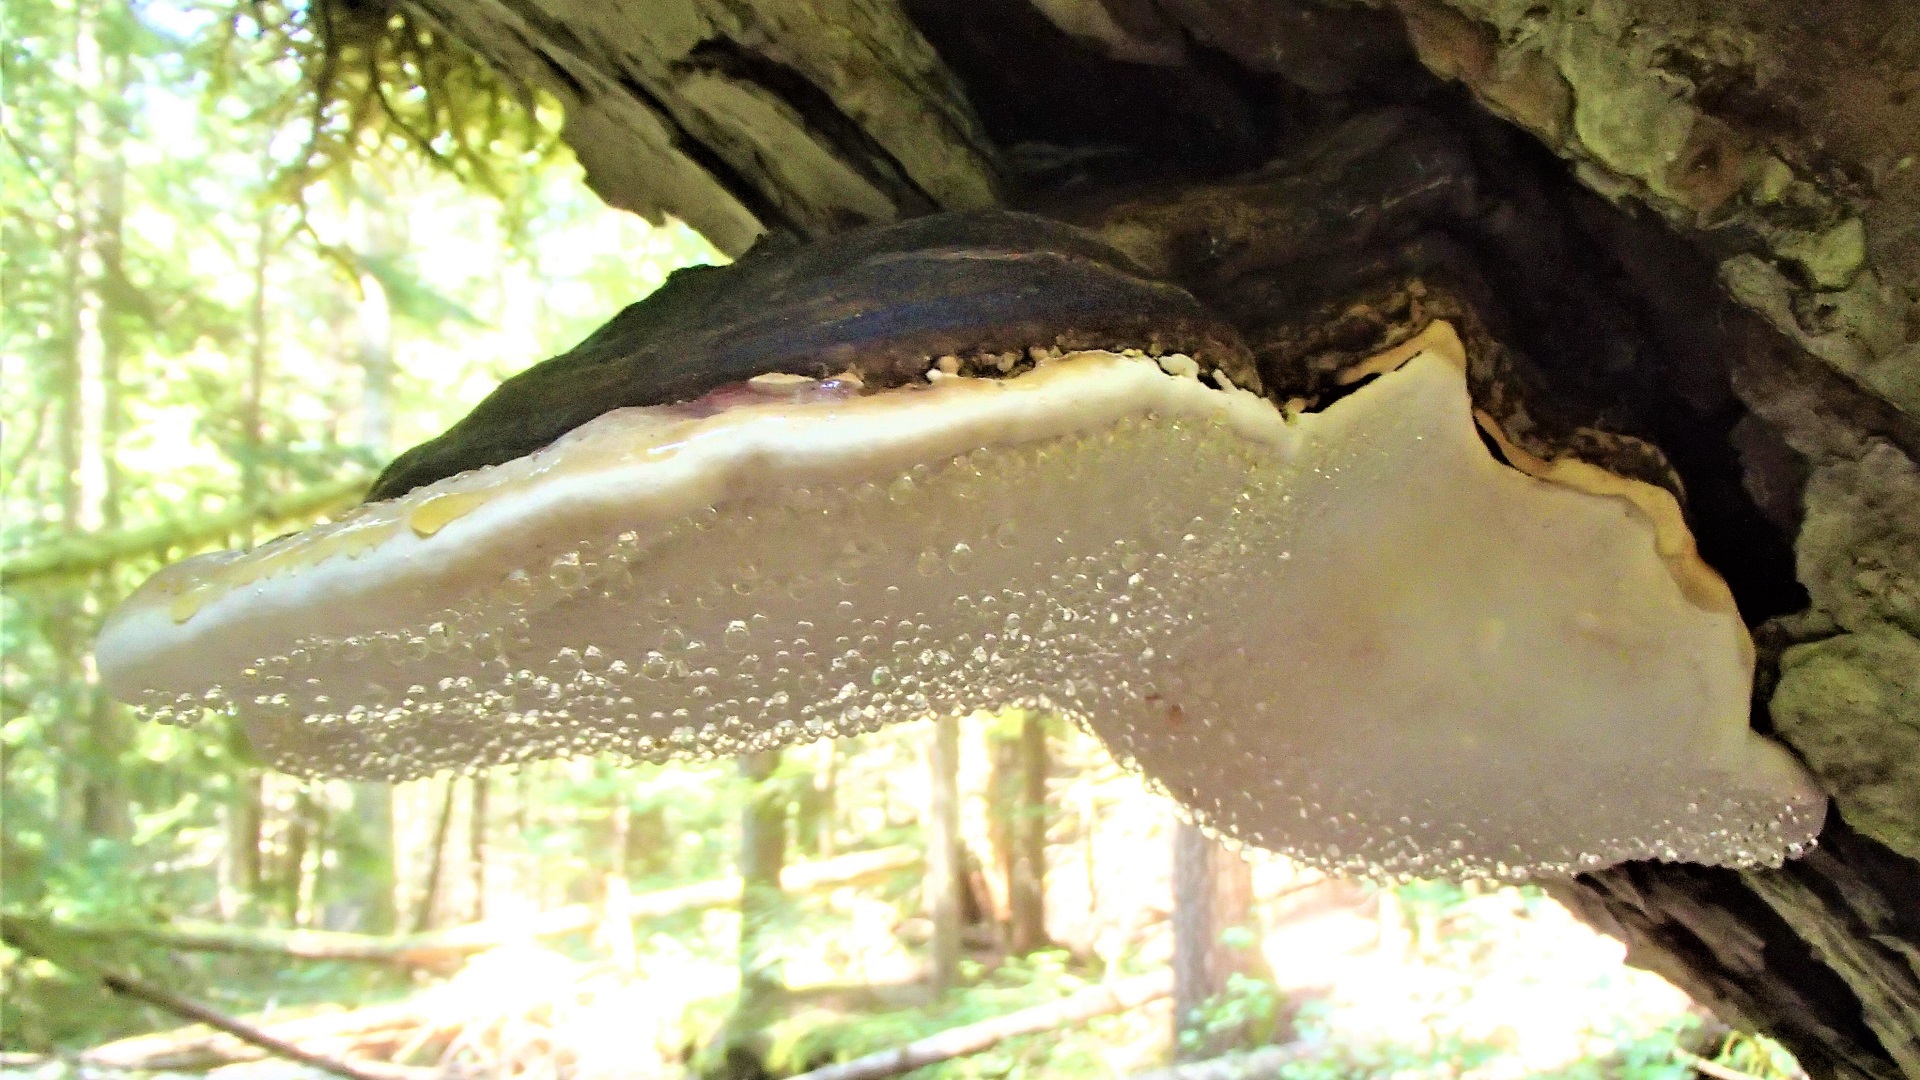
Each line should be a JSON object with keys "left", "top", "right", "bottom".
{"left": 1129, "top": 1044, "right": 1316, "bottom": 1080}
{"left": 790, "top": 969, "right": 1173, "bottom": 1080}
{"left": 11, "top": 844, "right": 919, "bottom": 970}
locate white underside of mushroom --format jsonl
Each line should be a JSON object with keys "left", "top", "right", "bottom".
{"left": 96, "top": 322, "right": 1826, "bottom": 879}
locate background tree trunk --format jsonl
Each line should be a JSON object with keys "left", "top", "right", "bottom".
{"left": 721, "top": 750, "right": 791, "bottom": 1077}
{"left": 1172, "top": 824, "right": 1270, "bottom": 1061}
{"left": 925, "top": 715, "right": 964, "bottom": 994}
{"left": 1008, "top": 711, "right": 1049, "bottom": 956}
{"left": 411, "top": 778, "right": 457, "bottom": 933}
{"left": 75, "top": 5, "right": 131, "bottom": 844}
{"left": 341, "top": 783, "right": 395, "bottom": 934}
{"left": 468, "top": 775, "right": 488, "bottom": 923}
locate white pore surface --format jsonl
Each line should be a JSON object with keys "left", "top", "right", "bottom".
{"left": 96, "top": 326, "right": 1826, "bottom": 879}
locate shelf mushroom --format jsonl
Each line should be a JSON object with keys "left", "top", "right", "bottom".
{"left": 95, "top": 212, "right": 1825, "bottom": 880}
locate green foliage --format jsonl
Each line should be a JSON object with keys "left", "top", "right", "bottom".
{"left": 1179, "top": 971, "right": 1285, "bottom": 1057}
{"left": 1707, "top": 1029, "right": 1805, "bottom": 1080}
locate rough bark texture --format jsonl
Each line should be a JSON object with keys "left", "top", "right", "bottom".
{"left": 1172, "top": 825, "right": 1269, "bottom": 1061}
{"left": 396, "top": 1, "right": 1920, "bottom": 1075}
{"left": 402, "top": 0, "right": 1000, "bottom": 256}
{"left": 725, "top": 750, "right": 791, "bottom": 1078}
{"left": 925, "top": 715, "right": 964, "bottom": 994}
{"left": 1007, "top": 712, "right": 1049, "bottom": 957}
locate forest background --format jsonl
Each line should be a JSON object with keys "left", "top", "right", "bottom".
{"left": 0, "top": 2, "right": 1808, "bottom": 1078}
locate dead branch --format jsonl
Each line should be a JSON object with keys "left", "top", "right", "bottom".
{"left": 0, "top": 474, "right": 368, "bottom": 586}
{"left": 790, "top": 969, "right": 1173, "bottom": 1080}
{"left": 1, "top": 915, "right": 402, "bottom": 1080}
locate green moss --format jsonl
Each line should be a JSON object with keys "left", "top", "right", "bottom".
{"left": 1770, "top": 628, "right": 1920, "bottom": 861}
{"left": 1776, "top": 218, "right": 1867, "bottom": 291}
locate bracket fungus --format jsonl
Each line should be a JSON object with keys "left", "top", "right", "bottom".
{"left": 97, "top": 212, "right": 1825, "bottom": 881}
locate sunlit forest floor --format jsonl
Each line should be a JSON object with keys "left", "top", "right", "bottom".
{"left": 1, "top": 4, "right": 1806, "bottom": 1078}
{"left": 3, "top": 722, "right": 1799, "bottom": 1080}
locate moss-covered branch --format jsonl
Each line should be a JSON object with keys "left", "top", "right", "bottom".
{"left": 1, "top": 475, "right": 369, "bottom": 587}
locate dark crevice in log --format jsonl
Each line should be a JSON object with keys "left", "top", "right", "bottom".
{"left": 608, "top": 73, "right": 796, "bottom": 238}
{"left": 1436, "top": 101, "right": 1812, "bottom": 625}
{"left": 679, "top": 38, "right": 939, "bottom": 219}
{"left": 526, "top": 42, "right": 586, "bottom": 101}
{"left": 905, "top": 0, "right": 1284, "bottom": 187}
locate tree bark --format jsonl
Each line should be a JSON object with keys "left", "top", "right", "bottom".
{"left": 1172, "top": 824, "right": 1269, "bottom": 1061}
{"left": 398, "top": 0, "right": 1002, "bottom": 256}
{"left": 467, "top": 774, "right": 488, "bottom": 922}
{"left": 411, "top": 777, "right": 457, "bottom": 933}
{"left": 1008, "top": 711, "right": 1050, "bottom": 956}
{"left": 223, "top": 771, "right": 264, "bottom": 919}
{"left": 341, "top": 780, "right": 397, "bottom": 934}
{"left": 282, "top": 782, "right": 318, "bottom": 926}
{"left": 75, "top": 3, "right": 132, "bottom": 843}
{"left": 724, "top": 749, "right": 791, "bottom": 1073}
{"left": 926, "top": 715, "right": 965, "bottom": 993}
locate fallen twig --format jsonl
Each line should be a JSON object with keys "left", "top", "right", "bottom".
{"left": 1131, "top": 1043, "right": 1315, "bottom": 1080}
{"left": 91, "top": 969, "right": 403, "bottom": 1080}
{"left": 791, "top": 969, "right": 1173, "bottom": 1080}
{"left": 82, "top": 1001, "right": 422, "bottom": 1071}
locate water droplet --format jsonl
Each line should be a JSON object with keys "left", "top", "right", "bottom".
{"left": 724, "top": 620, "right": 752, "bottom": 652}
{"left": 947, "top": 542, "right": 976, "bottom": 574}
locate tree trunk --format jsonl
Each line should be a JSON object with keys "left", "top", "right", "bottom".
{"left": 467, "top": 774, "right": 488, "bottom": 923}
{"left": 221, "top": 168, "right": 276, "bottom": 923}
{"left": 76, "top": 4, "right": 131, "bottom": 843}
{"left": 1009, "top": 711, "right": 1050, "bottom": 956}
{"left": 795, "top": 746, "right": 838, "bottom": 859}
{"left": 926, "top": 715, "right": 965, "bottom": 993}
{"left": 1172, "top": 824, "right": 1270, "bottom": 1061}
{"left": 47, "top": 0, "right": 88, "bottom": 852}
{"left": 723, "top": 750, "right": 790, "bottom": 1076}
{"left": 280, "top": 783, "right": 317, "bottom": 926}
{"left": 345, "top": 782, "right": 396, "bottom": 934}
{"left": 411, "top": 778, "right": 457, "bottom": 933}
{"left": 222, "top": 772, "right": 264, "bottom": 919}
